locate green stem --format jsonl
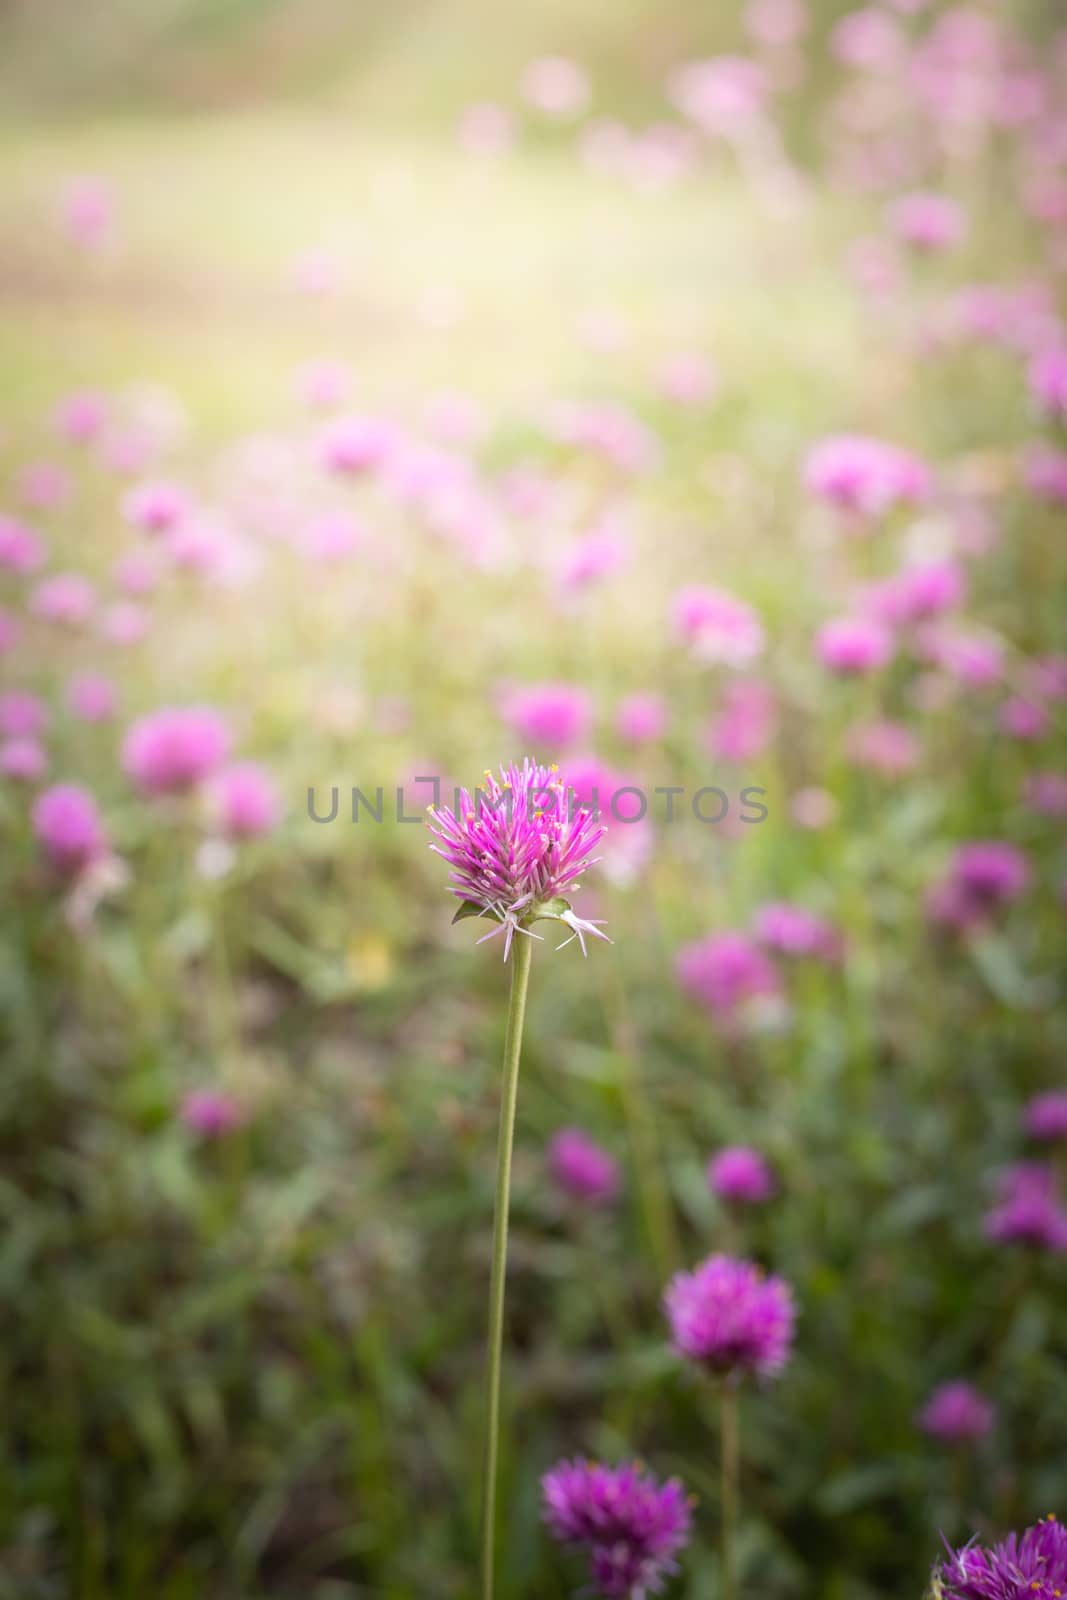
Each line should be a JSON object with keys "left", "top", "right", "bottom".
{"left": 481, "top": 933, "right": 534, "bottom": 1600}
{"left": 720, "top": 1381, "right": 739, "bottom": 1600}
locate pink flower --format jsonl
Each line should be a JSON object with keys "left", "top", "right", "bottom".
{"left": 557, "top": 524, "right": 629, "bottom": 593}
{"left": 319, "top": 413, "right": 399, "bottom": 474}
{"left": 745, "top": 0, "right": 808, "bottom": 47}
{"left": 122, "top": 479, "right": 190, "bottom": 535}
{"left": 665, "top": 1253, "right": 795, "bottom": 1377}
{"left": 180, "top": 1089, "right": 243, "bottom": 1138}
{"left": 616, "top": 692, "right": 667, "bottom": 744}
{"left": 101, "top": 601, "right": 150, "bottom": 646}
{"left": 67, "top": 674, "right": 117, "bottom": 723}
{"left": 20, "top": 462, "right": 70, "bottom": 511}
{"left": 754, "top": 901, "right": 839, "bottom": 960}
{"left": 671, "top": 585, "right": 765, "bottom": 666}
{"left": 459, "top": 102, "right": 515, "bottom": 159}
{"left": 918, "top": 1382, "right": 996, "bottom": 1443}
{"left": 920, "top": 626, "right": 1004, "bottom": 687}
{"left": 548, "top": 1128, "right": 621, "bottom": 1205}
{"left": 206, "top": 762, "right": 282, "bottom": 838}
{"left": 1025, "top": 444, "right": 1067, "bottom": 505}
{"left": 677, "top": 932, "right": 781, "bottom": 1023}
{"left": 564, "top": 754, "right": 653, "bottom": 886}
{"left": 54, "top": 390, "right": 108, "bottom": 444}
{"left": 890, "top": 192, "right": 966, "bottom": 252}
{"left": 669, "top": 56, "right": 768, "bottom": 134}
{"left": 659, "top": 351, "right": 718, "bottom": 405}
{"left": 0, "top": 516, "right": 46, "bottom": 573}
{"left": 0, "top": 691, "right": 48, "bottom": 739}
{"left": 522, "top": 56, "right": 590, "bottom": 118}
{"left": 60, "top": 175, "right": 115, "bottom": 249}
{"left": 296, "top": 358, "right": 352, "bottom": 410}
{"left": 1024, "top": 1091, "right": 1067, "bottom": 1143}
{"left": 706, "top": 678, "right": 777, "bottom": 761}
{"left": 928, "top": 841, "right": 1030, "bottom": 930}
{"left": 30, "top": 574, "right": 95, "bottom": 626}
{"left": 984, "top": 1163, "right": 1067, "bottom": 1251}
{"left": 32, "top": 783, "right": 107, "bottom": 872}
{"left": 1022, "top": 772, "right": 1067, "bottom": 816}
{"left": 804, "top": 434, "right": 931, "bottom": 519}
{"left": 112, "top": 552, "right": 159, "bottom": 594}
{"left": 501, "top": 683, "right": 592, "bottom": 749}
{"left": 830, "top": 7, "right": 903, "bottom": 69}
{"left": 707, "top": 1146, "right": 775, "bottom": 1204}
{"left": 1, "top": 738, "right": 47, "bottom": 782}
{"left": 882, "top": 560, "right": 966, "bottom": 623}
{"left": 122, "top": 706, "right": 231, "bottom": 795}
{"left": 817, "top": 615, "right": 894, "bottom": 674}
{"left": 846, "top": 719, "right": 920, "bottom": 776}
{"left": 999, "top": 697, "right": 1048, "bottom": 741}
{"left": 1030, "top": 346, "right": 1067, "bottom": 422}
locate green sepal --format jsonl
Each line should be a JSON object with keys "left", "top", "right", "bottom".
{"left": 451, "top": 900, "right": 493, "bottom": 925}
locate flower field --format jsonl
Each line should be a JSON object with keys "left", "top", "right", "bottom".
{"left": 1, "top": 2, "right": 1066, "bottom": 1595}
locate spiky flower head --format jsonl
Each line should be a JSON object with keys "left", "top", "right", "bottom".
{"left": 936, "top": 1514, "right": 1067, "bottom": 1599}
{"left": 664, "top": 1252, "right": 796, "bottom": 1379}
{"left": 426, "top": 759, "right": 610, "bottom": 959}
{"left": 542, "top": 1458, "right": 692, "bottom": 1599}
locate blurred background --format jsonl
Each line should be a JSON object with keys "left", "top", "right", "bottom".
{"left": 1, "top": 0, "right": 1066, "bottom": 1596}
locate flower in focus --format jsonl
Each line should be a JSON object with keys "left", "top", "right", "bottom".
{"left": 548, "top": 1128, "right": 621, "bottom": 1206}
{"left": 541, "top": 1458, "right": 692, "bottom": 1599}
{"left": 664, "top": 1252, "right": 795, "bottom": 1378}
{"left": 122, "top": 706, "right": 232, "bottom": 796}
{"left": 500, "top": 683, "right": 592, "bottom": 749}
{"left": 936, "top": 1514, "right": 1067, "bottom": 1600}
{"left": 426, "top": 759, "right": 609, "bottom": 958}
{"left": 707, "top": 1146, "right": 775, "bottom": 1205}
{"left": 984, "top": 1163, "right": 1067, "bottom": 1252}
{"left": 32, "top": 783, "right": 108, "bottom": 873}
{"left": 671, "top": 585, "right": 765, "bottom": 667}
{"left": 1023, "top": 1090, "right": 1067, "bottom": 1143}
{"left": 180, "top": 1089, "right": 243, "bottom": 1138}
{"left": 918, "top": 1381, "right": 996, "bottom": 1444}
{"left": 205, "top": 761, "right": 282, "bottom": 839}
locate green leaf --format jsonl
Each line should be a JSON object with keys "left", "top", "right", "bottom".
{"left": 451, "top": 900, "right": 492, "bottom": 924}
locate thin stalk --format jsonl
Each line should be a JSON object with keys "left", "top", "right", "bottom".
{"left": 481, "top": 933, "right": 534, "bottom": 1600}
{"left": 720, "top": 1381, "right": 740, "bottom": 1600}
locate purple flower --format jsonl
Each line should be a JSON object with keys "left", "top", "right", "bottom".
{"left": 32, "top": 783, "right": 108, "bottom": 873}
{"left": 501, "top": 683, "right": 592, "bottom": 749}
{"left": 548, "top": 1128, "right": 621, "bottom": 1206}
{"left": 30, "top": 574, "right": 95, "bottom": 627}
{"left": 67, "top": 673, "right": 117, "bottom": 723}
{"left": 426, "top": 759, "right": 609, "bottom": 959}
{"left": 1024, "top": 1091, "right": 1067, "bottom": 1143}
{"left": 122, "top": 706, "right": 231, "bottom": 796}
{"left": 754, "top": 901, "right": 839, "bottom": 961}
{"left": 936, "top": 1514, "right": 1067, "bottom": 1599}
{"left": 664, "top": 1252, "right": 795, "bottom": 1378}
{"left": 616, "top": 692, "right": 667, "bottom": 745}
{"left": 121, "top": 479, "right": 190, "bottom": 534}
{"left": 928, "top": 842, "right": 1030, "bottom": 931}
{"left": 205, "top": 761, "right": 282, "bottom": 839}
{"left": 0, "top": 691, "right": 48, "bottom": 739}
{"left": 0, "top": 515, "right": 46, "bottom": 573}
{"left": 707, "top": 1147, "right": 775, "bottom": 1205}
{"left": 984, "top": 1163, "right": 1067, "bottom": 1252}
{"left": 804, "top": 433, "right": 931, "bottom": 520}
{"left": 180, "top": 1089, "right": 243, "bottom": 1137}
{"left": 542, "top": 1458, "right": 692, "bottom": 1599}
{"left": 918, "top": 1381, "right": 996, "bottom": 1444}
{"left": 677, "top": 932, "right": 781, "bottom": 1025}
{"left": 816, "top": 615, "right": 895, "bottom": 675}
{"left": 1, "top": 737, "right": 47, "bottom": 782}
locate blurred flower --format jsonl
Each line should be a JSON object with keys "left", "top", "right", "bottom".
{"left": 426, "top": 759, "right": 608, "bottom": 958}
{"left": 616, "top": 692, "right": 667, "bottom": 744}
{"left": 1, "top": 737, "right": 47, "bottom": 782}
{"left": 1025, "top": 444, "right": 1067, "bottom": 506}
{"left": 677, "top": 932, "right": 781, "bottom": 1025}
{"left": 100, "top": 600, "right": 150, "bottom": 646}
{"left": 804, "top": 434, "right": 931, "bottom": 520}
{"left": 205, "top": 762, "right": 282, "bottom": 839}
{"left": 1029, "top": 346, "right": 1067, "bottom": 423}
{"left": 296, "top": 357, "right": 352, "bottom": 410}
{"left": 30, "top": 574, "right": 95, "bottom": 626}
{"left": 1023, "top": 1091, "right": 1067, "bottom": 1143}
{"left": 1021, "top": 771, "right": 1067, "bottom": 816}
{"left": 32, "top": 783, "right": 108, "bottom": 873}
{"left": 669, "top": 56, "right": 768, "bottom": 135}
{"left": 664, "top": 1252, "right": 795, "bottom": 1378}
{"left": 20, "top": 461, "right": 70, "bottom": 510}
{"left": 500, "top": 683, "right": 592, "bottom": 749}
{"left": 541, "top": 1458, "right": 691, "bottom": 1600}
{"left": 180, "top": 1089, "right": 243, "bottom": 1138}
{"left": 707, "top": 1146, "right": 775, "bottom": 1205}
{"left": 59, "top": 175, "right": 115, "bottom": 249}
{"left": 0, "top": 691, "right": 47, "bottom": 739}
{"left": 557, "top": 523, "right": 629, "bottom": 594}
{"left": 54, "top": 390, "right": 108, "bottom": 444}
{"left": 319, "top": 412, "right": 399, "bottom": 474}
{"left": 936, "top": 1514, "right": 1067, "bottom": 1600}
{"left": 998, "top": 697, "right": 1048, "bottom": 741}
{"left": 122, "top": 706, "right": 231, "bottom": 796}
{"left": 548, "top": 1128, "right": 621, "bottom": 1206}
{"left": 659, "top": 351, "right": 718, "bottom": 405}
{"left": 928, "top": 841, "right": 1030, "bottom": 930}
{"left": 754, "top": 901, "right": 839, "bottom": 960}
{"left": 459, "top": 102, "right": 515, "bottom": 158}
{"left": 816, "top": 615, "right": 894, "bottom": 674}
{"left": 918, "top": 1381, "right": 996, "bottom": 1444}
{"left": 122, "top": 479, "right": 190, "bottom": 535}
{"left": 707, "top": 678, "right": 776, "bottom": 761}
{"left": 564, "top": 754, "right": 653, "bottom": 887}
{"left": 846, "top": 719, "right": 919, "bottom": 776}
{"left": 0, "top": 515, "right": 46, "bottom": 573}
{"left": 745, "top": 0, "right": 808, "bottom": 49}
{"left": 790, "top": 786, "right": 838, "bottom": 829}
{"left": 984, "top": 1163, "right": 1067, "bottom": 1251}
{"left": 671, "top": 585, "right": 765, "bottom": 667}
{"left": 522, "top": 57, "right": 590, "bottom": 118}
{"left": 890, "top": 191, "right": 966, "bottom": 252}
{"left": 67, "top": 673, "right": 117, "bottom": 723}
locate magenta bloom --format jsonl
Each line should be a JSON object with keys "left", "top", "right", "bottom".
{"left": 1030, "top": 346, "right": 1067, "bottom": 423}
{"left": 804, "top": 434, "right": 930, "bottom": 519}
{"left": 669, "top": 55, "right": 767, "bottom": 134}
{"left": 616, "top": 692, "right": 667, "bottom": 744}
{"left": 707, "top": 678, "right": 777, "bottom": 762}
{"left": 918, "top": 1381, "right": 996, "bottom": 1444}
{"left": 664, "top": 1252, "right": 795, "bottom": 1378}
{"left": 890, "top": 191, "right": 966, "bottom": 252}
{"left": 180, "top": 1089, "right": 243, "bottom": 1138}
{"left": 754, "top": 901, "right": 838, "bottom": 960}
{"left": 121, "top": 479, "right": 190, "bottom": 535}
{"left": 522, "top": 55, "right": 591, "bottom": 118}
{"left": 30, "top": 574, "right": 95, "bottom": 626}
{"left": 816, "top": 615, "right": 894, "bottom": 675}
{"left": 542, "top": 1459, "right": 692, "bottom": 1599}
{"left": 67, "top": 673, "right": 117, "bottom": 723}
{"left": 707, "top": 1147, "right": 775, "bottom": 1205}
{"left": 999, "top": 697, "right": 1048, "bottom": 741}
{"left": 319, "top": 413, "right": 398, "bottom": 474}
{"left": 32, "top": 783, "right": 107, "bottom": 872}
{"left": 122, "top": 706, "right": 231, "bottom": 796}
{"left": 0, "top": 515, "right": 46, "bottom": 573}
{"left": 670, "top": 585, "right": 765, "bottom": 667}
{"left": 936, "top": 1515, "right": 1067, "bottom": 1600}
{"left": 887, "top": 560, "right": 965, "bottom": 623}
{"left": 677, "top": 932, "right": 780, "bottom": 1024}
{"left": 548, "top": 1128, "right": 621, "bottom": 1206}
{"left": 1026, "top": 445, "right": 1067, "bottom": 506}
{"left": 846, "top": 719, "right": 919, "bottom": 777}
{"left": 1024, "top": 1091, "right": 1067, "bottom": 1142}
{"left": 501, "top": 683, "right": 591, "bottom": 749}
{"left": 54, "top": 390, "right": 108, "bottom": 444}
{"left": 427, "top": 760, "right": 608, "bottom": 958}
{"left": 1022, "top": 773, "right": 1067, "bottom": 816}
{"left": 984, "top": 1163, "right": 1067, "bottom": 1252}
{"left": 206, "top": 762, "right": 282, "bottom": 838}
{"left": 0, "top": 691, "right": 48, "bottom": 739}
{"left": 1, "top": 737, "right": 47, "bottom": 782}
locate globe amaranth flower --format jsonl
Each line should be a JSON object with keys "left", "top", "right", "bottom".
{"left": 542, "top": 1458, "right": 692, "bottom": 1599}
{"left": 676, "top": 932, "right": 781, "bottom": 1026}
{"left": 426, "top": 759, "right": 609, "bottom": 959}
{"left": 664, "top": 1252, "right": 795, "bottom": 1378}
{"left": 1024, "top": 1090, "right": 1067, "bottom": 1143}
{"left": 927, "top": 842, "right": 1030, "bottom": 931}
{"left": 936, "top": 1514, "right": 1067, "bottom": 1599}
{"left": 32, "top": 783, "right": 108, "bottom": 874}
{"left": 984, "top": 1163, "right": 1067, "bottom": 1252}
{"left": 804, "top": 433, "right": 931, "bottom": 520}
{"left": 122, "top": 706, "right": 231, "bottom": 796}
{"left": 918, "top": 1381, "right": 996, "bottom": 1444}
{"left": 707, "top": 1146, "right": 775, "bottom": 1205}
{"left": 548, "top": 1128, "right": 621, "bottom": 1206}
